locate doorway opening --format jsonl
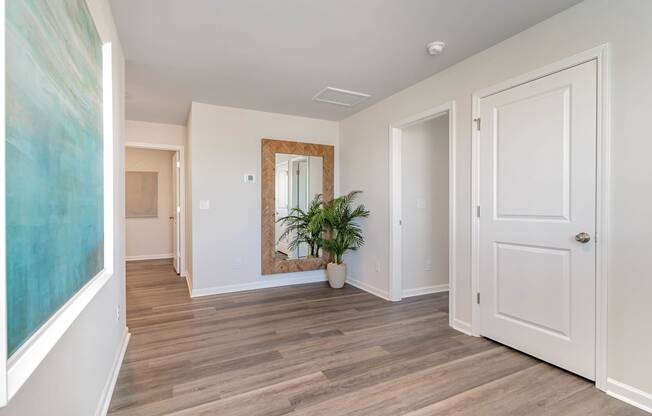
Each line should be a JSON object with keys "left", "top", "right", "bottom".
{"left": 389, "top": 102, "right": 456, "bottom": 315}
{"left": 124, "top": 142, "right": 186, "bottom": 277}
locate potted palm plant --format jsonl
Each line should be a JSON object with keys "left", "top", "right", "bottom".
{"left": 277, "top": 194, "right": 325, "bottom": 258}
{"left": 321, "top": 191, "right": 370, "bottom": 288}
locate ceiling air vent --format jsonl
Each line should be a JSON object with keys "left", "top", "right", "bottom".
{"left": 312, "top": 87, "right": 370, "bottom": 107}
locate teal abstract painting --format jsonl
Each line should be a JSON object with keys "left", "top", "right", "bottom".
{"left": 6, "top": 0, "right": 104, "bottom": 356}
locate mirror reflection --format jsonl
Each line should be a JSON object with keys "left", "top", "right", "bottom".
{"left": 275, "top": 153, "right": 324, "bottom": 260}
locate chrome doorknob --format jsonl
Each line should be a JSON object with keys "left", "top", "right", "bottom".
{"left": 575, "top": 232, "right": 591, "bottom": 243}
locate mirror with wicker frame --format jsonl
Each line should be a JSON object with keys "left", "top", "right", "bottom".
{"left": 261, "top": 139, "right": 334, "bottom": 275}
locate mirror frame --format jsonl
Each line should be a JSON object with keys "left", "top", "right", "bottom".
{"left": 261, "top": 138, "right": 334, "bottom": 275}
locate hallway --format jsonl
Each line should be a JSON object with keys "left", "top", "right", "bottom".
{"left": 108, "top": 260, "right": 645, "bottom": 415}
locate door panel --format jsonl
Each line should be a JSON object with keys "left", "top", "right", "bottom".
{"left": 479, "top": 60, "right": 597, "bottom": 379}
{"left": 494, "top": 243, "right": 571, "bottom": 338}
{"left": 275, "top": 161, "right": 291, "bottom": 255}
{"left": 172, "top": 151, "right": 180, "bottom": 274}
{"left": 495, "top": 86, "right": 570, "bottom": 220}
{"left": 296, "top": 160, "right": 309, "bottom": 258}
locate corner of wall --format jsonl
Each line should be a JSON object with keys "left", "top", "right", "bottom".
{"left": 185, "top": 106, "right": 194, "bottom": 292}
{"left": 346, "top": 275, "right": 391, "bottom": 301}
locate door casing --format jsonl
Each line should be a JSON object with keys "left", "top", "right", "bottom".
{"left": 125, "top": 141, "right": 187, "bottom": 280}
{"left": 388, "top": 101, "right": 457, "bottom": 319}
{"left": 275, "top": 160, "right": 291, "bottom": 256}
{"left": 471, "top": 44, "right": 611, "bottom": 391}
{"left": 172, "top": 151, "right": 180, "bottom": 273}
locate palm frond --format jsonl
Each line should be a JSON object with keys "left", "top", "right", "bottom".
{"left": 276, "top": 194, "right": 325, "bottom": 257}
{"left": 321, "top": 190, "right": 370, "bottom": 264}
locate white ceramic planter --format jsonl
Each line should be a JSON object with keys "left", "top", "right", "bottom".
{"left": 326, "top": 262, "right": 346, "bottom": 288}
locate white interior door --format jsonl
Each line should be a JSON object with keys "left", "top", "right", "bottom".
{"left": 295, "top": 159, "right": 309, "bottom": 258}
{"left": 275, "top": 161, "right": 290, "bottom": 255}
{"left": 478, "top": 60, "right": 597, "bottom": 379}
{"left": 172, "top": 151, "right": 181, "bottom": 274}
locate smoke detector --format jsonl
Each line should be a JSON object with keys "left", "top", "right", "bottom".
{"left": 426, "top": 41, "right": 446, "bottom": 56}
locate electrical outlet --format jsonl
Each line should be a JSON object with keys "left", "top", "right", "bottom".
{"left": 424, "top": 260, "right": 432, "bottom": 271}
{"left": 375, "top": 262, "right": 381, "bottom": 272}
{"left": 116, "top": 305, "right": 120, "bottom": 321}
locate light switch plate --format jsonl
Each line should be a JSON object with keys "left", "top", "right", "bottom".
{"left": 199, "top": 200, "right": 210, "bottom": 210}
{"left": 244, "top": 173, "right": 255, "bottom": 183}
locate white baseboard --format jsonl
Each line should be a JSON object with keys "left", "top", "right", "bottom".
{"left": 451, "top": 318, "right": 474, "bottom": 336}
{"left": 95, "top": 329, "right": 130, "bottom": 416}
{"left": 346, "top": 276, "right": 391, "bottom": 301}
{"left": 402, "top": 284, "right": 449, "bottom": 298}
{"left": 191, "top": 273, "right": 327, "bottom": 297}
{"left": 606, "top": 378, "right": 652, "bottom": 414}
{"left": 125, "top": 253, "right": 173, "bottom": 261}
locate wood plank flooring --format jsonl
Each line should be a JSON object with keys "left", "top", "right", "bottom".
{"left": 108, "top": 259, "right": 646, "bottom": 415}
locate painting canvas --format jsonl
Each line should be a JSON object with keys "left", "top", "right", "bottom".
{"left": 126, "top": 172, "right": 159, "bottom": 218}
{"left": 6, "top": 0, "right": 104, "bottom": 356}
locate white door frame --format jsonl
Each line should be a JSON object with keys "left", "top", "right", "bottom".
{"left": 125, "top": 141, "right": 187, "bottom": 278}
{"left": 388, "top": 101, "right": 457, "bottom": 315}
{"left": 172, "top": 151, "right": 181, "bottom": 273}
{"left": 471, "top": 44, "right": 611, "bottom": 391}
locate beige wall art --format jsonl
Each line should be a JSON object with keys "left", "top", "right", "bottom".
{"left": 126, "top": 171, "right": 159, "bottom": 218}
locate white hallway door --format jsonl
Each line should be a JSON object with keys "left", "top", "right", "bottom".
{"left": 275, "top": 161, "right": 291, "bottom": 255}
{"left": 478, "top": 60, "right": 597, "bottom": 379}
{"left": 172, "top": 151, "right": 181, "bottom": 274}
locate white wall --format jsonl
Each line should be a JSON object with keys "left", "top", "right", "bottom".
{"left": 0, "top": 0, "right": 127, "bottom": 414}
{"left": 339, "top": 0, "right": 652, "bottom": 401}
{"left": 125, "top": 148, "right": 174, "bottom": 260}
{"left": 401, "top": 115, "right": 449, "bottom": 295}
{"left": 188, "top": 102, "right": 339, "bottom": 293}
{"left": 126, "top": 119, "right": 186, "bottom": 146}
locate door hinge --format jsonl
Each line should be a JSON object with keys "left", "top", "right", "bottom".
{"left": 474, "top": 118, "right": 481, "bottom": 131}
{"left": 476, "top": 205, "right": 481, "bottom": 218}
{"left": 477, "top": 292, "right": 481, "bottom": 304}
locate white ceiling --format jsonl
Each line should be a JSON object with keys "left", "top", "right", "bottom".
{"left": 110, "top": 0, "right": 584, "bottom": 125}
